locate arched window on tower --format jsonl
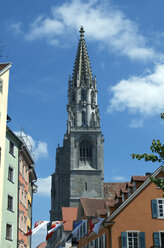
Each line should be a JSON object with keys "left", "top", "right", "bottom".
{"left": 81, "top": 89, "right": 87, "bottom": 101}
{"left": 80, "top": 140, "right": 92, "bottom": 162}
{"left": 82, "top": 111, "right": 86, "bottom": 126}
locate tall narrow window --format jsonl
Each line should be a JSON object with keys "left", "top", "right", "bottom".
{"left": 8, "top": 166, "right": 14, "bottom": 182}
{"left": 85, "top": 182, "right": 87, "bottom": 191}
{"left": 7, "top": 195, "right": 13, "bottom": 211}
{"left": 81, "top": 89, "right": 86, "bottom": 101}
{"left": 0, "top": 79, "right": 3, "bottom": 93}
{"left": 82, "top": 111, "right": 86, "bottom": 126}
{"left": 6, "top": 224, "right": 12, "bottom": 240}
{"left": 9, "top": 141, "right": 14, "bottom": 156}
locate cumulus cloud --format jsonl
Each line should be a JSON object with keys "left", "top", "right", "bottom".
{"left": 36, "top": 176, "right": 51, "bottom": 196}
{"left": 15, "top": 131, "right": 48, "bottom": 161}
{"left": 112, "top": 176, "right": 127, "bottom": 181}
{"left": 108, "top": 63, "right": 164, "bottom": 117}
{"left": 23, "top": 0, "right": 156, "bottom": 60}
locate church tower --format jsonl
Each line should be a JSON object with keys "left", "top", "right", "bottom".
{"left": 50, "top": 27, "right": 104, "bottom": 221}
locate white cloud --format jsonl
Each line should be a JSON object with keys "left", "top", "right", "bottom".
{"left": 112, "top": 176, "right": 127, "bottom": 181}
{"left": 36, "top": 176, "right": 51, "bottom": 196}
{"left": 9, "top": 22, "right": 22, "bottom": 34}
{"left": 15, "top": 131, "right": 48, "bottom": 161}
{"left": 23, "top": 0, "right": 156, "bottom": 60}
{"left": 108, "top": 63, "right": 164, "bottom": 116}
{"left": 129, "top": 119, "right": 143, "bottom": 128}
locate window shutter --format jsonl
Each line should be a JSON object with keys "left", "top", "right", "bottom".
{"left": 153, "top": 232, "right": 160, "bottom": 247}
{"left": 139, "top": 232, "right": 145, "bottom": 248}
{"left": 121, "top": 232, "right": 127, "bottom": 248}
{"left": 151, "top": 199, "right": 158, "bottom": 218}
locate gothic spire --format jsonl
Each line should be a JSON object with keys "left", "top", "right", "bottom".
{"left": 72, "top": 26, "right": 93, "bottom": 87}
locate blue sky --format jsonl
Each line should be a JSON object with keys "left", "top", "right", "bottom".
{"left": 1, "top": 0, "right": 164, "bottom": 246}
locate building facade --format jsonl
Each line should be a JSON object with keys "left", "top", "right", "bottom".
{"left": 50, "top": 27, "right": 104, "bottom": 221}
{"left": 78, "top": 166, "right": 164, "bottom": 248}
{"left": 0, "top": 128, "right": 21, "bottom": 247}
{"left": 0, "top": 63, "right": 12, "bottom": 241}
{"left": 0, "top": 127, "right": 37, "bottom": 248}
{"left": 18, "top": 134, "right": 37, "bottom": 248}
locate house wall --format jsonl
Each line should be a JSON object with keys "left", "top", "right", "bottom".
{"left": 0, "top": 133, "right": 19, "bottom": 248}
{"left": 18, "top": 155, "right": 29, "bottom": 248}
{"left": 111, "top": 176, "right": 164, "bottom": 248}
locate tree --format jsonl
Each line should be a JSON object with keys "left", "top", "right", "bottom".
{"left": 131, "top": 114, "right": 164, "bottom": 192}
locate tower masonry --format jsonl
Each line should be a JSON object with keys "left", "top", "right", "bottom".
{"left": 50, "top": 27, "right": 104, "bottom": 221}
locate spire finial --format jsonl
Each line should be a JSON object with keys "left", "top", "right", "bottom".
{"left": 79, "top": 26, "right": 85, "bottom": 39}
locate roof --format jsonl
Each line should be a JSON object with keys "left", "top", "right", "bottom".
{"left": 131, "top": 176, "right": 148, "bottom": 182}
{"left": 104, "top": 182, "right": 127, "bottom": 200}
{"left": 62, "top": 207, "right": 78, "bottom": 231}
{"left": 80, "top": 198, "right": 106, "bottom": 217}
{"left": 71, "top": 26, "right": 93, "bottom": 87}
{"left": 0, "top": 63, "right": 11, "bottom": 75}
{"left": 105, "top": 166, "right": 164, "bottom": 223}
{"left": 36, "top": 242, "right": 47, "bottom": 248}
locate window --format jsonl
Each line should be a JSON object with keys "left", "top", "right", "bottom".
{"left": 82, "top": 111, "right": 86, "bottom": 126}
{"left": 153, "top": 232, "right": 164, "bottom": 247}
{"left": 6, "top": 223, "right": 12, "bottom": 240}
{"left": 0, "top": 78, "right": 3, "bottom": 93}
{"left": 81, "top": 89, "right": 87, "bottom": 101}
{"left": 127, "top": 232, "right": 139, "bottom": 248}
{"left": 152, "top": 199, "right": 164, "bottom": 218}
{"left": 21, "top": 216, "right": 23, "bottom": 231}
{"left": 80, "top": 140, "right": 92, "bottom": 161}
{"left": 158, "top": 199, "right": 164, "bottom": 218}
{"left": 8, "top": 166, "right": 14, "bottom": 182}
{"left": 9, "top": 141, "right": 14, "bottom": 156}
{"left": 21, "top": 188, "right": 24, "bottom": 202}
{"left": 25, "top": 168, "right": 28, "bottom": 182}
{"left": 24, "top": 192, "right": 27, "bottom": 207}
{"left": 22, "top": 164, "right": 25, "bottom": 178}
{"left": 85, "top": 182, "right": 87, "bottom": 191}
{"left": 121, "top": 232, "right": 145, "bottom": 248}
{"left": 7, "top": 195, "right": 13, "bottom": 211}
{"left": 24, "top": 218, "right": 27, "bottom": 233}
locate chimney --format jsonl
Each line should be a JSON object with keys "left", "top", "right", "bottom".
{"left": 145, "top": 172, "right": 151, "bottom": 177}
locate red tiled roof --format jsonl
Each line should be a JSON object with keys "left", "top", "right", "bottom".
{"left": 62, "top": 207, "right": 78, "bottom": 231}
{"left": 104, "top": 182, "right": 127, "bottom": 200}
{"left": 36, "top": 242, "right": 47, "bottom": 248}
{"left": 0, "top": 63, "right": 10, "bottom": 72}
{"left": 105, "top": 199, "right": 117, "bottom": 208}
{"left": 126, "top": 182, "right": 133, "bottom": 189}
{"left": 80, "top": 198, "right": 106, "bottom": 217}
{"left": 131, "top": 176, "right": 147, "bottom": 182}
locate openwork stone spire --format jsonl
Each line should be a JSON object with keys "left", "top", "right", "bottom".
{"left": 72, "top": 26, "right": 93, "bottom": 87}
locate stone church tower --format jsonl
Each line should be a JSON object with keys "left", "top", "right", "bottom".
{"left": 50, "top": 27, "right": 104, "bottom": 221}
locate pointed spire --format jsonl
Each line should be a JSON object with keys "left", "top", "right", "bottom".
{"left": 72, "top": 26, "right": 93, "bottom": 87}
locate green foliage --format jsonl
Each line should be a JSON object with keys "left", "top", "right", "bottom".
{"left": 131, "top": 139, "right": 164, "bottom": 192}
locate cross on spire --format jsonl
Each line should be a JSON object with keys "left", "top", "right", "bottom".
{"left": 79, "top": 26, "right": 85, "bottom": 39}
